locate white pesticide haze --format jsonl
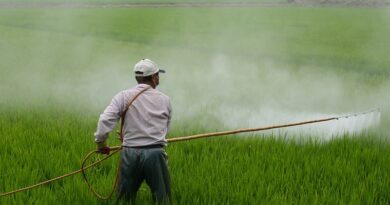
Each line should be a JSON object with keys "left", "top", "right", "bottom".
{"left": 0, "top": 7, "right": 389, "bottom": 140}
{"left": 162, "top": 54, "right": 385, "bottom": 140}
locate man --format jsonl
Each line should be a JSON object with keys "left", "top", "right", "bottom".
{"left": 94, "top": 59, "right": 172, "bottom": 204}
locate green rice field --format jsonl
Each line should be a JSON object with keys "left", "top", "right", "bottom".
{"left": 0, "top": 2, "right": 390, "bottom": 204}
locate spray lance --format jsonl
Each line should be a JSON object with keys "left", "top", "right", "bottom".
{"left": 0, "top": 86, "right": 381, "bottom": 199}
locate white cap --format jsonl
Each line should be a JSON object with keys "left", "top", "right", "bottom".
{"left": 133, "top": 59, "right": 166, "bottom": 77}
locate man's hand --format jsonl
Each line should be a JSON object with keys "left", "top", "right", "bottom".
{"left": 96, "top": 141, "right": 110, "bottom": 155}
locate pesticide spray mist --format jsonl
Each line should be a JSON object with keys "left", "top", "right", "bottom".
{"left": 0, "top": 6, "right": 388, "bottom": 141}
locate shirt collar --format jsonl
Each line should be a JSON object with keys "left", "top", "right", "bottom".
{"left": 136, "top": 83, "right": 153, "bottom": 89}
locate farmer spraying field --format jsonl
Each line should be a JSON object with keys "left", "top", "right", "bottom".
{"left": 94, "top": 58, "right": 172, "bottom": 204}
{"left": 0, "top": 4, "right": 389, "bottom": 204}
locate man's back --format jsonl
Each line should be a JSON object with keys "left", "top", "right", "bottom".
{"left": 120, "top": 84, "right": 172, "bottom": 147}
{"left": 94, "top": 84, "right": 171, "bottom": 147}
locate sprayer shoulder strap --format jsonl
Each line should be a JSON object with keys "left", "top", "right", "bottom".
{"left": 119, "top": 85, "right": 151, "bottom": 141}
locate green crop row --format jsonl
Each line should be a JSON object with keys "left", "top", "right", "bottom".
{"left": 0, "top": 108, "right": 389, "bottom": 204}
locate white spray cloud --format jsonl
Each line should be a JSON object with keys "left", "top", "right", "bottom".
{"left": 181, "top": 54, "right": 384, "bottom": 139}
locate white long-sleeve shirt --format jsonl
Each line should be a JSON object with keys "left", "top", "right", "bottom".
{"left": 94, "top": 84, "right": 172, "bottom": 147}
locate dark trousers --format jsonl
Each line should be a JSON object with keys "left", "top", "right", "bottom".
{"left": 117, "top": 146, "right": 171, "bottom": 204}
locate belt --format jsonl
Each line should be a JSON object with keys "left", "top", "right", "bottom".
{"left": 123, "top": 144, "right": 164, "bottom": 149}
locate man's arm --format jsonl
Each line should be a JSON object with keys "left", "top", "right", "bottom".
{"left": 94, "top": 92, "right": 124, "bottom": 149}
